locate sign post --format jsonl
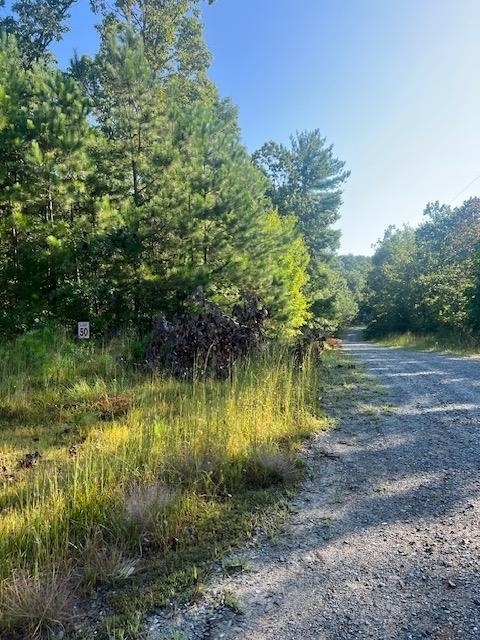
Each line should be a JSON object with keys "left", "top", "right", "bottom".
{"left": 77, "top": 321, "right": 90, "bottom": 340}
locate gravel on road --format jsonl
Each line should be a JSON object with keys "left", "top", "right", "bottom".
{"left": 147, "top": 329, "right": 480, "bottom": 640}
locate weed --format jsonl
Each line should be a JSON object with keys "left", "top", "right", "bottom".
{"left": 223, "top": 589, "right": 246, "bottom": 614}
{"left": 0, "top": 564, "right": 77, "bottom": 639}
{"left": 124, "top": 481, "right": 178, "bottom": 541}
{"left": 357, "top": 403, "right": 382, "bottom": 418}
{"left": 79, "top": 529, "right": 138, "bottom": 591}
{"left": 242, "top": 449, "right": 302, "bottom": 489}
{"left": 100, "top": 610, "right": 144, "bottom": 640}
{"left": 221, "top": 557, "right": 251, "bottom": 574}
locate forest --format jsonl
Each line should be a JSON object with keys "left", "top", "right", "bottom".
{"left": 1, "top": 0, "right": 478, "bottom": 345}
{"left": 364, "top": 197, "right": 480, "bottom": 343}
{"left": 0, "top": 0, "right": 364, "bottom": 342}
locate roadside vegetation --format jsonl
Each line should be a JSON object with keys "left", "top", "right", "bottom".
{"left": 372, "top": 331, "right": 480, "bottom": 357}
{"left": 363, "top": 198, "right": 480, "bottom": 345}
{"left": 0, "top": 2, "right": 366, "bottom": 637}
{"left": 0, "top": 0, "right": 356, "bottom": 342}
{"left": 0, "top": 325, "right": 350, "bottom": 639}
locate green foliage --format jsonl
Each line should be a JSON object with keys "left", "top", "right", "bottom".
{"left": 0, "top": 33, "right": 94, "bottom": 333}
{"left": 263, "top": 211, "right": 310, "bottom": 336}
{"left": 73, "top": 26, "right": 165, "bottom": 207}
{"left": 90, "top": 0, "right": 212, "bottom": 88}
{"left": 252, "top": 130, "right": 350, "bottom": 326}
{"left": 335, "top": 254, "right": 372, "bottom": 322}
{"left": 0, "top": 0, "right": 313, "bottom": 339}
{"left": 169, "top": 96, "right": 273, "bottom": 306}
{"left": 365, "top": 225, "right": 417, "bottom": 336}
{"left": 366, "top": 197, "right": 480, "bottom": 339}
{"left": 253, "top": 130, "right": 350, "bottom": 262}
{"left": 309, "top": 262, "right": 361, "bottom": 331}
{"left": 0, "top": 0, "right": 76, "bottom": 66}
{"left": 0, "top": 326, "right": 329, "bottom": 637}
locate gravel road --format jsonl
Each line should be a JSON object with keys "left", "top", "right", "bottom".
{"left": 147, "top": 329, "right": 480, "bottom": 640}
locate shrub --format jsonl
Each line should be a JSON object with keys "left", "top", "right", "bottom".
{"left": 146, "top": 289, "right": 268, "bottom": 379}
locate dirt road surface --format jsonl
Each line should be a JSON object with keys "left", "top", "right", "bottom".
{"left": 147, "top": 329, "right": 480, "bottom": 639}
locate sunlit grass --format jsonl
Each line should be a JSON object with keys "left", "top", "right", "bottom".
{"left": 374, "top": 331, "right": 480, "bottom": 356}
{"left": 0, "top": 325, "right": 334, "bottom": 638}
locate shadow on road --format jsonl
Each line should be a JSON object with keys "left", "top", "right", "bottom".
{"left": 223, "top": 328, "right": 480, "bottom": 639}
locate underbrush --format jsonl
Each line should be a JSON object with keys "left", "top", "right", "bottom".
{"left": 0, "top": 325, "right": 334, "bottom": 639}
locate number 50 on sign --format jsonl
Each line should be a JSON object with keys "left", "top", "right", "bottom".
{"left": 78, "top": 322, "right": 90, "bottom": 339}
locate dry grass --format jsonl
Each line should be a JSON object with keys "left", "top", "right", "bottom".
{"left": 79, "top": 529, "right": 138, "bottom": 590}
{"left": 124, "top": 480, "right": 179, "bottom": 549}
{"left": 243, "top": 449, "right": 302, "bottom": 488}
{"left": 0, "top": 564, "right": 77, "bottom": 639}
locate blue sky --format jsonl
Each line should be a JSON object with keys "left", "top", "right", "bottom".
{"left": 50, "top": 0, "right": 480, "bottom": 255}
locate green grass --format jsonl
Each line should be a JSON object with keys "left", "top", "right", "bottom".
{"left": 0, "top": 325, "right": 337, "bottom": 639}
{"left": 373, "top": 331, "right": 480, "bottom": 356}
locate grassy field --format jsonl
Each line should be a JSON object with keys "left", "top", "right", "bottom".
{"left": 0, "top": 325, "right": 361, "bottom": 639}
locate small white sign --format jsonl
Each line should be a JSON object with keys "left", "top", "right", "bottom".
{"left": 78, "top": 321, "right": 90, "bottom": 339}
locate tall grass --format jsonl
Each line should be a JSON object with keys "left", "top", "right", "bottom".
{"left": 0, "top": 326, "right": 328, "bottom": 637}
{"left": 374, "top": 330, "right": 480, "bottom": 355}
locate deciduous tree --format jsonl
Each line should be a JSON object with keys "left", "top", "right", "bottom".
{"left": 0, "top": 0, "right": 76, "bottom": 65}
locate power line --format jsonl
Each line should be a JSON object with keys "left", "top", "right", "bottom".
{"left": 448, "top": 173, "right": 480, "bottom": 205}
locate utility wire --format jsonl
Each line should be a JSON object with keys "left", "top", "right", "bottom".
{"left": 448, "top": 173, "right": 480, "bottom": 205}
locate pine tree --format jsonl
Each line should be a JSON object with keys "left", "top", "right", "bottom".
{"left": 253, "top": 130, "right": 349, "bottom": 323}
{"left": 0, "top": 33, "right": 93, "bottom": 331}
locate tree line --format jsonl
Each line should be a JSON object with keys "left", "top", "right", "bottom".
{"left": 364, "top": 197, "right": 480, "bottom": 339}
{"left": 0, "top": 0, "right": 359, "bottom": 339}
